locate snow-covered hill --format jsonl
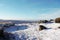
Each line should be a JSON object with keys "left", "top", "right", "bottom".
{"left": 4, "top": 23, "right": 60, "bottom": 40}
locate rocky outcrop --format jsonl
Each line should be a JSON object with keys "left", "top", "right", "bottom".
{"left": 39, "top": 25, "right": 47, "bottom": 31}
{"left": 55, "top": 17, "right": 60, "bottom": 23}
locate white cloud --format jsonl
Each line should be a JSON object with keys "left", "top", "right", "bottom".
{"left": 38, "top": 9, "right": 60, "bottom": 20}
{"left": 3, "top": 9, "right": 60, "bottom": 20}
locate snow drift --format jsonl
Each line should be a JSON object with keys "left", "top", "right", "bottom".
{"left": 4, "top": 23, "right": 60, "bottom": 40}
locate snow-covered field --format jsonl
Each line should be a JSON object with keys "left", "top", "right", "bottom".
{"left": 4, "top": 23, "right": 60, "bottom": 40}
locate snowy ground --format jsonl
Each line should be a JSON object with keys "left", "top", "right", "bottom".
{"left": 4, "top": 23, "right": 60, "bottom": 40}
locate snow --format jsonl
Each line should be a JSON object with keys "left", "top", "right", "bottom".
{"left": 39, "top": 29, "right": 60, "bottom": 40}
{"left": 4, "top": 23, "right": 60, "bottom": 40}
{"left": 39, "top": 23, "right": 60, "bottom": 28}
{"left": 4, "top": 25, "right": 29, "bottom": 33}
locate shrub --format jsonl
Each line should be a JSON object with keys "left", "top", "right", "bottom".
{"left": 0, "top": 30, "right": 4, "bottom": 37}
{"left": 38, "top": 20, "right": 48, "bottom": 23}
{"left": 43, "top": 20, "right": 48, "bottom": 23}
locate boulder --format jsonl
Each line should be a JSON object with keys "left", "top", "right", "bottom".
{"left": 55, "top": 17, "right": 60, "bottom": 23}
{"left": 39, "top": 25, "right": 47, "bottom": 31}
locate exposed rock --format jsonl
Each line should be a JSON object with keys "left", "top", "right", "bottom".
{"left": 55, "top": 17, "right": 60, "bottom": 23}
{"left": 39, "top": 25, "right": 47, "bottom": 31}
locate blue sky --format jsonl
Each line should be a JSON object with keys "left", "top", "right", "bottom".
{"left": 0, "top": 0, "right": 60, "bottom": 20}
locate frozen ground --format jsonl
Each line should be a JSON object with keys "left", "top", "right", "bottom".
{"left": 4, "top": 23, "right": 60, "bottom": 40}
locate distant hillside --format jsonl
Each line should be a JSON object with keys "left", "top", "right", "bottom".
{"left": 0, "top": 20, "right": 38, "bottom": 24}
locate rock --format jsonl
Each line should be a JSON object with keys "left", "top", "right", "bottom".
{"left": 39, "top": 25, "right": 47, "bottom": 31}
{"left": 55, "top": 17, "right": 60, "bottom": 23}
